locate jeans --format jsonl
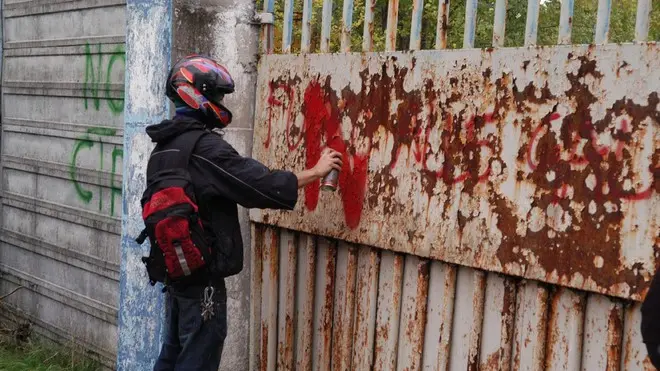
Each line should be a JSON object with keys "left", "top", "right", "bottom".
{"left": 153, "top": 284, "right": 227, "bottom": 371}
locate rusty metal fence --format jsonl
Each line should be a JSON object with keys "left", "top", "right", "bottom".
{"left": 248, "top": 0, "right": 658, "bottom": 369}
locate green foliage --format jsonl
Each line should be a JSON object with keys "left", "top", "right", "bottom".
{"left": 262, "top": 0, "right": 660, "bottom": 53}
{"left": 0, "top": 342, "right": 100, "bottom": 371}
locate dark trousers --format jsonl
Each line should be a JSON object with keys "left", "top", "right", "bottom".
{"left": 648, "top": 343, "right": 660, "bottom": 370}
{"left": 153, "top": 285, "right": 227, "bottom": 371}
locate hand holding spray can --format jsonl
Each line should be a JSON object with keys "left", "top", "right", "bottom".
{"left": 319, "top": 145, "right": 342, "bottom": 192}
{"left": 321, "top": 169, "right": 339, "bottom": 191}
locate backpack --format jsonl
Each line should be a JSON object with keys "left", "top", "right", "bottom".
{"left": 135, "top": 130, "right": 214, "bottom": 287}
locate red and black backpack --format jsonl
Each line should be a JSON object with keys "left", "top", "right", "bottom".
{"left": 135, "top": 130, "right": 214, "bottom": 287}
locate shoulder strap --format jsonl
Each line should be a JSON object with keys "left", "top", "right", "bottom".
{"left": 166, "top": 129, "right": 207, "bottom": 169}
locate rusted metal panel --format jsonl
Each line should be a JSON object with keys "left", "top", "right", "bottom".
{"left": 449, "top": 268, "right": 486, "bottom": 371}
{"left": 422, "top": 261, "right": 456, "bottom": 370}
{"left": 545, "top": 288, "right": 586, "bottom": 370}
{"left": 581, "top": 294, "right": 623, "bottom": 371}
{"left": 295, "top": 234, "right": 316, "bottom": 370}
{"left": 479, "top": 274, "right": 516, "bottom": 371}
{"left": 512, "top": 281, "right": 549, "bottom": 371}
{"left": 312, "top": 238, "right": 336, "bottom": 371}
{"left": 261, "top": 227, "right": 279, "bottom": 371}
{"left": 374, "top": 251, "right": 404, "bottom": 370}
{"left": 396, "top": 256, "right": 430, "bottom": 371}
{"left": 351, "top": 247, "right": 380, "bottom": 370}
{"left": 277, "top": 230, "right": 297, "bottom": 370}
{"left": 250, "top": 44, "right": 660, "bottom": 301}
{"left": 250, "top": 224, "right": 265, "bottom": 371}
{"left": 331, "top": 242, "right": 358, "bottom": 371}
{"left": 622, "top": 302, "right": 655, "bottom": 370}
{"left": 435, "top": 0, "right": 449, "bottom": 49}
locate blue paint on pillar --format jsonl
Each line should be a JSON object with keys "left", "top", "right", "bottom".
{"left": 117, "top": 1, "right": 173, "bottom": 370}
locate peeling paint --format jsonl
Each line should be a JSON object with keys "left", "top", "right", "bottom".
{"left": 250, "top": 44, "right": 659, "bottom": 300}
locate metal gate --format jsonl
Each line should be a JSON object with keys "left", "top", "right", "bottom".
{"left": 0, "top": 0, "right": 126, "bottom": 368}
{"left": 248, "top": 0, "right": 658, "bottom": 369}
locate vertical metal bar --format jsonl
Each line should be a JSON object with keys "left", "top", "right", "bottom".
{"left": 312, "top": 238, "right": 336, "bottom": 371}
{"left": 409, "top": 0, "right": 425, "bottom": 50}
{"left": 422, "top": 262, "right": 456, "bottom": 370}
{"left": 594, "top": 0, "right": 612, "bottom": 44}
{"left": 117, "top": 2, "right": 172, "bottom": 368}
{"left": 351, "top": 248, "right": 380, "bottom": 370}
{"left": 363, "top": 0, "right": 377, "bottom": 51}
{"left": 331, "top": 243, "right": 358, "bottom": 371}
{"left": 512, "top": 281, "right": 549, "bottom": 371}
{"left": 341, "top": 0, "right": 355, "bottom": 52}
{"left": 621, "top": 302, "right": 647, "bottom": 370}
{"left": 449, "top": 268, "right": 486, "bottom": 370}
{"left": 295, "top": 234, "right": 316, "bottom": 370}
{"left": 261, "top": 0, "right": 276, "bottom": 53}
{"left": 374, "top": 251, "right": 404, "bottom": 370}
{"left": 385, "top": 0, "right": 400, "bottom": 51}
{"left": 492, "top": 0, "right": 508, "bottom": 47}
{"left": 581, "top": 294, "right": 623, "bottom": 371}
{"left": 524, "top": 0, "right": 540, "bottom": 46}
{"left": 301, "top": 0, "right": 314, "bottom": 53}
{"left": 435, "top": 0, "right": 450, "bottom": 49}
{"left": 479, "top": 275, "right": 516, "bottom": 371}
{"left": 463, "top": 0, "right": 478, "bottom": 48}
{"left": 282, "top": 0, "right": 295, "bottom": 53}
{"left": 396, "top": 256, "right": 430, "bottom": 371}
{"left": 277, "top": 230, "right": 297, "bottom": 370}
{"left": 320, "top": 0, "right": 334, "bottom": 53}
{"left": 249, "top": 224, "right": 265, "bottom": 371}
{"left": 635, "top": 0, "right": 651, "bottom": 42}
{"left": 545, "top": 288, "right": 586, "bottom": 371}
{"left": 557, "top": 0, "right": 575, "bottom": 45}
{"left": 261, "top": 227, "right": 279, "bottom": 371}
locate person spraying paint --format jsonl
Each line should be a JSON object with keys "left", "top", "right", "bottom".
{"left": 137, "top": 54, "right": 342, "bottom": 371}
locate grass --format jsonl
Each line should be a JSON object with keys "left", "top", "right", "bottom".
{"left": 0, "top": 342, "right": 100, "bottom": 371}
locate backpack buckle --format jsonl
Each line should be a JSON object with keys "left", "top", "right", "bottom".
{"left": 136, "top": 229, "right": 149, "bottom": 245}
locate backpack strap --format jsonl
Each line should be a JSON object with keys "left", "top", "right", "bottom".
{"left": 145, "top": 129, "right": 208, "bottom": 189}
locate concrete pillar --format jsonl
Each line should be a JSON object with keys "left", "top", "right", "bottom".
{"left": 118, "top": 0, "right": 258, "bottom": 370}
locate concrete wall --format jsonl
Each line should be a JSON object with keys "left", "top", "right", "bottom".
{"left": 118, "top": 0, "right": 257, "bottom": 369}
{"left": 0, "top": 0, "right": 126, "bottom": 368}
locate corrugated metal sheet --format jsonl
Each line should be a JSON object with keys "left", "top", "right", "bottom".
{"left": 0, "top": 0, "right": 125, "bottom": 368}
{"left": 249, "top": 225, "right": 656, "bottom": 370}
{"left": 250, "top": 44, "right": 659, "bottom": 302}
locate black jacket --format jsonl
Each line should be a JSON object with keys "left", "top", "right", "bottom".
{"left": 643, "top": 270, "right": 660, "bottom": 343}
{"left": 145, "top": 115, "right": 299, "bottom": 284}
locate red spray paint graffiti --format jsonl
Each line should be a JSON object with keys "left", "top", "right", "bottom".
{"left": 264, "top": 71, "right": 657, "bottom": 230}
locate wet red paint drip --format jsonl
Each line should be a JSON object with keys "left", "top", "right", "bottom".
{"left": 302, "top": 81, "right": 369, "bottom": 229}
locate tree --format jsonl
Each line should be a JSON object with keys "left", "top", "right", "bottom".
{"left": 264, "top": 0, "right": 659, "bottom": 53}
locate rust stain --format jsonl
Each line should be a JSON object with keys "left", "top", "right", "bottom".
{"left": 605, "top": 303, "right": 623, "bottom": 371}
{"left": 261, "top": 322, "right": 269, "bottom": 371}
{"left": 255, "top": 45, "right": 659, "bottom": 300}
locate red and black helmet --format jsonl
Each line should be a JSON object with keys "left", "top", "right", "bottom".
{"left": 166, "top": 54, "right": 235, "bottom": 128}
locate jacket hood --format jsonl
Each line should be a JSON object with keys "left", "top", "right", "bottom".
{"left": 145, "top": 115, "right": 207, "bottom": 143}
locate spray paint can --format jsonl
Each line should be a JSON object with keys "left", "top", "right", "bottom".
{"left": 321, "top": 169, "right": 339, "bottom": 192}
